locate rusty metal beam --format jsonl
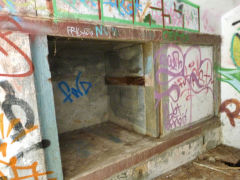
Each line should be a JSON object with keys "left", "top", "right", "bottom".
{"left": 105, "top": 76, "right": 145, "bottom": 86}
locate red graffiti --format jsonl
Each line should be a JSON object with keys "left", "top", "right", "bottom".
{"left": 0, "top": 16, "right": 23, "bottom": 31}
{"left": 0, "top": 31, "right": 34, "bottom": 77}
{"left": 0, "top": 16, "right": 33, "bottom": 77}
{"left": 220, "top": 99, "right": 240, "bottom": 127}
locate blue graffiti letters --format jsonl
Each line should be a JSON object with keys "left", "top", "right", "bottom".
{"left": 95, "top": 25, "right": 119, "bottom": 37}
{"left": 103, "top": 0, "right": 142, "bottom": 16}
{"left": 58, "top": 72, "right": 92, "bottom": 103}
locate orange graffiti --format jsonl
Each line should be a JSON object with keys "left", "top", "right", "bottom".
{"left": 11, "top": 125, "right": 38, "bottom": 144}
{"left": 220, "top": 99, "right": 240, "bottom": 127}
{"left": 0, "top": 113, "right": 38, "bottom": 157}
{"left": 0, "top": 157, "right": 53, "bottom": 180}
{"left": 0, "top": 114, "right": 4, "bottom": 138}
{"left": 0, "top": 113, "right": 55, "bottom": 179}
{"left": 0, "top": 143, "right": 7, "bottom": 157}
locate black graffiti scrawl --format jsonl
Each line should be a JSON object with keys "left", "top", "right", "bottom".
{"left": 0, "top": 80, "right": 35, "bottom": 141}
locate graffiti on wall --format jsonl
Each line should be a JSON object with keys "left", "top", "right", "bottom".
{"left": 216, "top": 21, "right": 240, "bottom": 130}
{"left": 215, "top": 66, "right": 240, "bottom": 94}
{"left": 0, "top": 28, "right": 55, "bottom": 179}
{"left": 53, "top": 0, "right": 200, "bottom": 32}
{"left": 0, "top": 0, "right": 49, "bottom": 19}
{"left": 0, "top": 30, "right": 33, "bottom": 77}
{"left": 58, "top": 72, "right": 92, "bottom": 103}
{"left": 0, "top": 157, "right": 54, "bottom": 180}
{"left": 231, "top": 33, "right": 240, "bottom": 68}
{"left": 103, "top": 0, "right": 142, "bottom": 17}
{"left": 0, "top": 81, "right": 54, "bottom": 179}
{"left": 155, "top": 44, "right": 213, "bottom": 130}
{"left": 216, "top": 23, "right": 240, "bottom": 94}
{"left": 162, "top": 30, "right": 189, "bottom": 42}
{"left": 220, "top": 99, "right": 240, "bottom": 127}
{"left": 0, "top": 81, "right": 36, "bottom": 142}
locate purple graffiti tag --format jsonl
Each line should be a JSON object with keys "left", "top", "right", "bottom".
{"left": 155, "top": 44, "right": 213, "bottom": 129}
{"left": 155, "top": 84, "right": 180, "bottom": 108}
{"left": 165, "top": 103, "right": 187, "bottom": 130}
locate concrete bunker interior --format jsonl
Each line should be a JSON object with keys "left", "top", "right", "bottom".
{"left": 47, "top": 36, "right": 157, "bottom": 179}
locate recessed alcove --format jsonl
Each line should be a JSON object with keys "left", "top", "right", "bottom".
{"left": 47, "top": 37, "right": 157, "bottom": 179}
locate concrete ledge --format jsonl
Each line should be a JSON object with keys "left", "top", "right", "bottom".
{"left": 76, "top": 118, "right": 220, "bottom": 180}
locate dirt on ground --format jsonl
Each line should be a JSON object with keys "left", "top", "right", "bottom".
{"left": 155, "top": 145, "right": 240, "bottom": 180}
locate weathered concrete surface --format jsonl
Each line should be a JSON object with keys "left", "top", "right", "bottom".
{"left": 0, "top": 0, "right": 226, "bottom": 179}
{"left": 155, "top": 145, "right": 240, "bottom": 180}
{"left": 0, "top": 32, "right": 48, "bottom": 178}
{"left": 108, "top": 123, "right": 221, "bottom": 180}
{"left": 154, "top": 43, "right": 215, "bottom": 134}
{"left": 106, "top": 45, "right": 147, "bottom": 134}
{"left": 143, "top": 43, "right": 158, "bottom": 137}
{"left": 108, "top": 86, "right": 146, "bottom": 134}
{"left": 49, "top": 39, "right": 109, "bottom": 133}
{"left": 48, "top": 39, "right": 158, "bottom": 137}
{"left": 31, "top": 35, "right": 63, "bottom": 179}
{"left": 219, "top": 6, "right": 240, "bottom": 149}
{"left": 105, "top": 45, "right": 144, "bottom": 77}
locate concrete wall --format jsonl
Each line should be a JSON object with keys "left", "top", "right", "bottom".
{"left": 52, "top": 0, "right": 200, "bottom": 32}
{"left": 0, "top": 32, "right": 49, "bottom": 179}
{"left": 48, "top": 39, "right": 109, "bottom": 134}
{"left": 154, "top": 43, "right": 215, "bottom": 134}
{"left": 218, "top": 5, "right": 240, "bottom": 148}
{"left": 0, "top": 0, "right": 237, "bottom": 35}
{"left": 108, "top": 122, "right": 221, "bottom": 180}
{"left": 0, "top": 0, "right": 200, "bottom": 33}
{"left": 48, "top": 40, "right": 151, "bottom": 135}
{"left": 191, "top": 0, "right": 240, "bottom": 34}
{"left": 48, "top": 41, "right": 157, "bottom": 136}
{"left": 0, "top": 0, "right": 232, "bottom": 179}
{"left": 106, "top": 45, "right": 147, "bottom": 134}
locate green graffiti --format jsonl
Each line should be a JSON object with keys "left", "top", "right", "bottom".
{"left": 52, "top": 0, "right": 200, "bottom": 32}
{"left": 215, "top": 65, "right": 240, "bottom": 93}
{"left": 162, "top": 30, "right": 189, "bottom": 42}
{"left": 144, "top": 14, "right": 156, "bottom": 24}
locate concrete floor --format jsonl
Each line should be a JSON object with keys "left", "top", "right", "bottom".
{"left": 155, "top": 145, "right": 240, "bottom": 180}
{"left": 59, "top": 122, "right": 157, "bottom": 179}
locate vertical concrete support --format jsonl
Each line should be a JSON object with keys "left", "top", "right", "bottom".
{"left": 30, "top": 35, "right": 63, "bottom": 179}
{"left": 107, "top": 45, "right": 147, "bottom": 134}
{"left": 143, "top": 43, "right": 159, "bottom": 137}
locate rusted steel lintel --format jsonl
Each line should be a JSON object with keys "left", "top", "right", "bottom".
{"left": 105, "top": 76, "right": 145, "bottom": 86}
{"left": 0, "top": 15, "right": 161, "bottom": 41}
{"left": 0, "top": 15, "right": 221, "bottom": 44}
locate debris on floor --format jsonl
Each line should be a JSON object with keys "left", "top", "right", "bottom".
{"left": 155, "top": 145, "right": 240, "bottom": 180}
